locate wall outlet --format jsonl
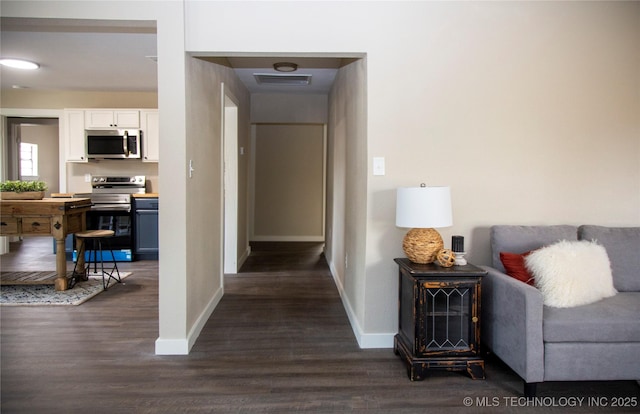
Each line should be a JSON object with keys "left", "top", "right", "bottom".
{"left": 84, "top": 174, "right": 91, "bottom": 183}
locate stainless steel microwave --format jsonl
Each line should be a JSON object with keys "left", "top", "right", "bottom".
{"left": 86, "top": 129, "right": 141, "bottom": 159}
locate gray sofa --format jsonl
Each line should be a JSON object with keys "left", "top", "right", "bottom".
{"left": 481, "top": 225, "right": 640, "bottom": 396}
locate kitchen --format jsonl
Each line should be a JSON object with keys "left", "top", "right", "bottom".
{"left": 0, "top": 20, "right": 160, "bottom": 263}
{"left": 61, "top": 109, "right": 160, "bottom": 261}
{"left": 3, "top": 108, "right": 160, "bottom": 265}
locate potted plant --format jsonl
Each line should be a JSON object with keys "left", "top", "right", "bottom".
{"left": 0, "top": 180, "right": 48, "bottom": 200}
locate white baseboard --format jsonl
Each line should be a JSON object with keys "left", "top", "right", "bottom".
{"left": 0, "top": 237, "right": 8, "bottom": 255}
{"left": 238, "top": 245, "right": 251, "bottom": 269}
{"left": 155, "top": 284, "right": 224, "bottom": 355}
{"left": 251, "top": 235, "right": 325, "bottom": 242}
{"left": 327, "top": 261, "right": 394, "bottom": 349}
{"left": 154, "top": 338, "right": 190, "bottom": 355}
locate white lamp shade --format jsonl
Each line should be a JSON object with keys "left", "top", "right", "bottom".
{"left": 396, "top": 186, "right": 453, "bottom": 228}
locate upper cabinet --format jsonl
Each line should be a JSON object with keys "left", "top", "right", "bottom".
{"left": 63, "top": 109, "right": 88, "bottom": 162}
{"left": 140, "top": 110, "right": 159, "bottom": 163}
{"left": 85, "top": 110, "right": 139, "bottom": 129}
{"left": 64, "top": 108, "right": 157, "bottom": 163}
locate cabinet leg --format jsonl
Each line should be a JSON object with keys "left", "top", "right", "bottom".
{"left": 466, "top": 360, "right": 485, "bottom": 380}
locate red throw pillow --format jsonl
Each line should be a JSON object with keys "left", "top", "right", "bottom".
{"left": 500, "top": 251, "right": 535, "bottom": 285}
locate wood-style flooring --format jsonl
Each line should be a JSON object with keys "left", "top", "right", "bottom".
{"left": 1, "top": 238, "right": 638, "bottom": 413}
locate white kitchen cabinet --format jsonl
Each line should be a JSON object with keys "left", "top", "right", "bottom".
{"left": 85, "top": 110, "right": 139, "bottom": 128}
{"left": 140, "top": 110, "right": 159, "bottom": 162}
{"left": 63, "top": 109, "right": 88, "bottom": 162}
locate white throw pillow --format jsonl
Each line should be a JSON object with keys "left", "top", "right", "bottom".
{"left": 524, "top": 240, "right": 617, "bottom": 308}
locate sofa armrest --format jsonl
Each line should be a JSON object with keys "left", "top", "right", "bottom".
{"left": 480, "top": 265, "right": 544, "bottom": 383}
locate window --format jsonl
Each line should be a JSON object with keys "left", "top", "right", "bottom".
{"left": 20, "top": 142, "right": 38, "bottom": 178}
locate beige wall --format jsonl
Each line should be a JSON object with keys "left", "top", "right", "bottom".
{"left": 185, "top": 56, "right": 251, "bottom": 330}
{"left": 327, "top": 58, "right": 368, "bottom": 335}
{"left": 187, "top": 0, "right": 640, "bottom": 347}
{"left": 251, "top": 93, "right": 328, "bottom": 123}
{"left": 4, "top": 1, "right": 639, "bottom": 352}
{"left": 364, "top": 1, "right": 640, "bottom": 337}
{"left": 18, "top": 123, "right": 60, "bottom": 195}
{"left": 252, "top": 123, "right": 325, "bottom": 241}
{"left": 1, "top": 90, "right": 157, "bottom": 109}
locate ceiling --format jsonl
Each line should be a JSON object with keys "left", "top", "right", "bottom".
{"left": 0, "top": 18, "right": 343, "bottom": 95}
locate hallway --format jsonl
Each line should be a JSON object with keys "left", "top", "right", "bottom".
{"left": 238, "top": 242, "right": 327, "bottom": 273}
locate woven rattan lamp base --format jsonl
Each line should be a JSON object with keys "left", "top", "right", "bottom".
{"left": 402, "top": 228, "right": 444, "bottom": 264}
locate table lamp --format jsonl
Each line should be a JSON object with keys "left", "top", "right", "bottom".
{"left": 396, "top": 184, "right": 453, "bottom": 264}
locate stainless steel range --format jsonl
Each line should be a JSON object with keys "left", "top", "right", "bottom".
{"left": 74, "top": 175, "right": 146, "bottom": 261}
{"left": 89, "top": 175, "right": 146, "bottom": 211}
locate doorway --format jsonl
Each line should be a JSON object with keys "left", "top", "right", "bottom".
{"left": 5, "top": 118, "right": 60, "bottom": 195}
{"left": 223, "top": 85, "right": 240, "bottom": 274}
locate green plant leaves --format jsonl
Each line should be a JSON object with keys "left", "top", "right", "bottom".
{"left": 0, "top": 180, "right": 48, "bottom": 193}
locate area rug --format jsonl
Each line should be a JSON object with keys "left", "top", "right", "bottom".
{"left": 0, "top": 272, "right": 132, "bottom": 306}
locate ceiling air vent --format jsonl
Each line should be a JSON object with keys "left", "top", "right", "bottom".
{"left": 253, "top": 73, "right": 312, "bottom": 86}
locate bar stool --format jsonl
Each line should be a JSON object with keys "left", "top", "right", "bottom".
{"left": 72, "top": 229, "right": 122, "bottom": 289}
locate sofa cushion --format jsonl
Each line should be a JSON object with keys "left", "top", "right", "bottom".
{"left": 543, "top": 292, "right": 640, "bottom": 342}
{"left": 499, "top": 251, "right": 535, "bottom": 285}
{"left": 490, "top": 225, "right": 578, "bottom": 272}
{"left": 578, "top": 225, "right": 640, "bottom": 292}
{"left": 525, "top": 240, "right": 617, "bottom": 308}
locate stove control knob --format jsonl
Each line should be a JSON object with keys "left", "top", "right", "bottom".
{"left": 130, "top": 177, "right": 137, "bottom": 183}
{"left": 99, "top": 177, "right": 106, "bottom": 182}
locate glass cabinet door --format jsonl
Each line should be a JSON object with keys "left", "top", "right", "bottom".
{"left": 418, "top": 282, "right": 478, "bottom": 356}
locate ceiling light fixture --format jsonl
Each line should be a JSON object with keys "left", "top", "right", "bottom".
{"left": 273, "top": 62, "right": 298, "bottom": 72}
{"left": 0, "top": 58, "right": 40, "bottom": 70}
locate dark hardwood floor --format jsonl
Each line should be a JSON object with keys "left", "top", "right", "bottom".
{"left": 1, "top": 238, "right": 638, "bottom": 413}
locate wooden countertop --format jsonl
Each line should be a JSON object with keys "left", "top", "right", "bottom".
{"left": 52, "top": 193, "right": 159, "bottom": 198}
{"left": 1, "top": 197, "right": 93, "bottom": 215}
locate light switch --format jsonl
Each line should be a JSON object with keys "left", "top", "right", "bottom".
{"left": 373, "top": 157, "right": 385, "bottom": 176}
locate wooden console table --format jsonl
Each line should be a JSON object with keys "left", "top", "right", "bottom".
{"left": 1, "top": 198, "right": 92, "bottom": 290}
